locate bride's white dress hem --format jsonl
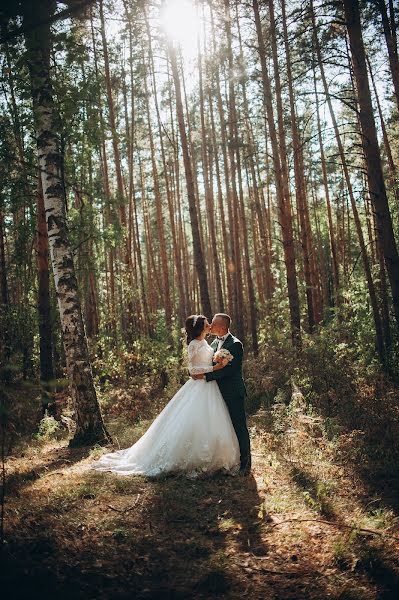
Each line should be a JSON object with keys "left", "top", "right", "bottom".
{"left": 91, "top": 339, "right": 240, "bottom": 478}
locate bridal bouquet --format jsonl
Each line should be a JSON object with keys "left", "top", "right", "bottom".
{"left": 214, "top": 348, "right": 234, "bottom": 363}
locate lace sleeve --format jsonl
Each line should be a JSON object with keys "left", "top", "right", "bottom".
{"left": 188, "top": 340, "right": 213, "bottom": 375}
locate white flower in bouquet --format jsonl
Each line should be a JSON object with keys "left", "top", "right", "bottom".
{"left": 214, "top": 348, "right": 233, "bottom": 363}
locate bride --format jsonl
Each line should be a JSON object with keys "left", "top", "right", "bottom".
{"left": 91, "top": 315, "right": 240, "bottom": 477}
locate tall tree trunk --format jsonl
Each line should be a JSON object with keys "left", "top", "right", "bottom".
{"left": 181, "top": 62, "right": 205, "bottom": 257}
{"left": 279, "top": 0, "right": 320, "bottom": 330}
{"left": 143, "top": 59, "right": 173, "bottom": 342}
{"left": 198, "top": 36, "right": 225, "bottom": 313}
{"left": 99, "top": 0, "right": 126, "bottom": 227}
{"left": 236, "top": 136, "right": 259, "bottom": 354}
{"left": 312, "top": 56, "right": 340, "bottom": 307}
{"left": 121, "top": 2, "right": 151, "bottom": 336}
{"left": 209, "top": 3, "right": 236, "bottom": 314}
{"left": 311, "top": 0, "right": 385, "bottom": 359}
{"left": 168, "top": 42, "right": 212, "bottom": 317}
{"left": 37, "top": 175, "right": 55, "bottom": 388}
{"left": 343, "top": 0, "right": 399, "bottom": 335}
{"left": 90, "top": 9, "right": 116, "bottom": 338}
{"left": 366, "top": 54, "right": 399, "bottom": 207}
{"left": 208, "top": 86, "right": 232, "bottom": 311}
{"left": 0, "top": 210, "right": 7, "bottom": 308}
{"left": 224, "top": 0, "right": 245, "bottom": 341}
{"left": 376, "top": 0, "right": 399, "bottom": 113}
{"left": 99, "top": 0, "right": 136, "bottom": 332}
{"left": 236, "top": 4, "right": 272, "bottom": 309}
{"left": 253, "top": 0, "right": 302, "bottom": 347}
{"left": 23, "top": 0, "right": 110, "bottom": 446}
{"left": 0, "top": 208, "right": 8, "bottom": 364}
{"left": 167, "top": 62, "right": 191, "bottom": 316}
{"left": 144, "top": 6, "right": 187, "bottom": 326}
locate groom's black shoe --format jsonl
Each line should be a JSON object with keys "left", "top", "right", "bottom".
{"left": 239, "top": 467, "right": 251, "bottom": 476}
{"left": 239, "top": 461, "right": 251, "bottom": 476}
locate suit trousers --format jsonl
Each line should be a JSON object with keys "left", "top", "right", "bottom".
{"left": 224, "top": 395, "right": 251, "bottom": 469}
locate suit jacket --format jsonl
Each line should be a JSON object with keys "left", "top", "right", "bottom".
{"left": 205, "top": 333, "right": 246, "bottom": 401}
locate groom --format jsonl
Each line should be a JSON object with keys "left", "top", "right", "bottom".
{"left": 192, "top": 313, "right": 251, "bottom": 474}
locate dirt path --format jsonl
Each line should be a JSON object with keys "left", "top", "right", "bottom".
{"left": 2, "top": 411, "right": 399, "bottom": 600}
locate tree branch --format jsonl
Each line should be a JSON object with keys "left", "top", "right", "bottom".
{"left": 0, "top": 0, "right": 97, "bottom": 45}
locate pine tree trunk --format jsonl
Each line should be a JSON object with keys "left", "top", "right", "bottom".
{"left": 181, "top": 64, "right": 205, "bottom": 257}
{"left": 224, "top": 0, "right": 245, "bottom": 341}
{"left": 144, "top": 7, "right": 187, "bottom": 326}
{"left": 366, "top": 54, "right": 399, "bottom": 207}
{"left": 236, "top": 6, "right": 272, "bottom": 309}
{"left": 343, "top": 0, "right": 399, "bottom": 335}
{"left": 143, "top": 61, "right": 173, "bottom": 342}
{"left": 168, "top": 42, "right": 212, "bottom": 317}
{"left": 253, "top": 0, "right": 301, "bottom": 347}
{"left": 209, "top": 4, "right": 234, "bottom": 315}
{"left": 311, "top": 0, "right": 385, "bottom": 359}
{"left": 23, "top": 0, "right": 110, "bottom": 446}
{"left": 236, "top": 139, "right": 259, "bottom": 354}
{"left": 90, "top": 10, "right": 117, "bottom": 337}
{"left": 312, "top": 57, "right": 340, "bottom": 306}
{"left": 208, "top": 88, "right": 233, "bottom": 311}
{"left": 198, "top": 38, "right": 225, "bottom": 314}
{"left": 99, "top": 0, "right": 136, "bottom": 333}
{"left": 0, "top": 210, "right": 7, "bottom": 309}
{"left": 376, "top": 0, "right": 399, "bottom": 113}
{"left": 377, "top": 236, "right": 392, "bottom": 352}
{"left": 99, "top": 0, "right": 126, "bottom": 228}
{"left": 121, "top": 3, "right": 151, "bottom": 336}
{"left": 279, "top": 0, "right": 319, "bottom": 330}
{"left": 167, "top": 64, "right": 191, "bottom": 316}
{"left": 0, "top": 204, "right": 8, "bottom": 365}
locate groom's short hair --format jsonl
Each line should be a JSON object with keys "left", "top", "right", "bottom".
{"left": 214, "top": 313, "right": 231, "bottom": 328}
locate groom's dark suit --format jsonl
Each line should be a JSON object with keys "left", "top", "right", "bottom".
{"left": 205, "top": 333, "right": 251, "bottom": 471}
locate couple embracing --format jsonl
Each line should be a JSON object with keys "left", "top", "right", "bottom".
{"left": 92, "top": 313, "right": 251, "bottom": 478}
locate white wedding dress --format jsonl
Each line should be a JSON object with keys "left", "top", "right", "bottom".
{"left": 91, "top": 339, "right": 240, "bottom": 477}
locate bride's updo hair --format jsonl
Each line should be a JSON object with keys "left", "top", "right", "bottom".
{"left": 185, "top": 314, "right": 206, "bottom": 344}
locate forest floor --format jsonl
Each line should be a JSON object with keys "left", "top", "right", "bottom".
{"left": 2, "top": 383, "right": 399, "bottom": 600}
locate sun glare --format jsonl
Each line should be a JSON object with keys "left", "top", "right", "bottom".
{"left": 161, "top": 0, "right": 202, "bottom": 59}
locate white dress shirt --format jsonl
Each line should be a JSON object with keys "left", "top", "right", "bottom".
{"left": 217, "top": 331, "right": 230, "bottom": 351}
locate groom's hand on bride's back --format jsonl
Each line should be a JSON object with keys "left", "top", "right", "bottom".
{"left": 191, "top": 373, "right": 205, "bottom": 380}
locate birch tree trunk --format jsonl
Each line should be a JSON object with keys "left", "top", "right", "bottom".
{"left": 23, "top": 0, "right": 110, "bottom": 446}
{"left": 37, "top": 175, "right": 55, "bottom": 388}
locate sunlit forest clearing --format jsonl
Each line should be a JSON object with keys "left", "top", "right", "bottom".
{"left": 1, "top": 0, "right": 399, "bottom": 597}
